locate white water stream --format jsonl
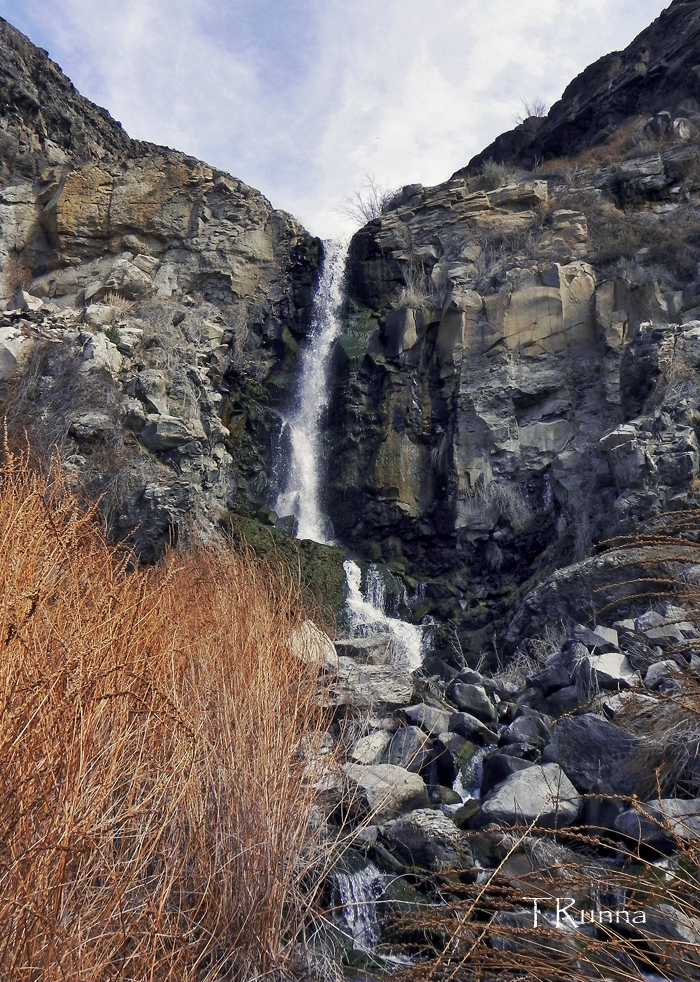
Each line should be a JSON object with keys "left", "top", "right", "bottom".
{"left": 274, "top": 239, "right": 430, "bottom": 958}
{"left": 275, "top": 238, "right": 349, "bottom": 544}
{"left": 343, "top": 560, "right": 425, "bottom": 672}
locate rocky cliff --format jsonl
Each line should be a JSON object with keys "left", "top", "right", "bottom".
{"left": 463, "top": 0, "right": 700, "bottom": 172}
{"left": 0, "top": 15, "right": 321, "bottom": 559}
{"left": 329, "top": 7, "right": 700, "bottom": 660}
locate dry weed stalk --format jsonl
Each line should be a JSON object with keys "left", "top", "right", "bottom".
{"left": 0, "top": 446, "right": 334, "bottom": 980}
{"left": 384, "top": 812, "right": 700, "bottom": 982}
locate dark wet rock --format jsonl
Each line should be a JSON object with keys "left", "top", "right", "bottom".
{"left": 383, "top": 726, "right": 432, "bottom": 774}
{"left": 481, "top": 754, "right": 535, "bottom": 798}
{"left": 343, "top": 763, "right": 431, "bottom": 821}
{"left": 384, "top": 809, "right": 468, "bottom": 871}
{"left": 447, "top": 682, "right": 497, "bottom": 723}
{"left": 500, "top": 714, "right": 550, "bottom": 749}
{"left": 542, "top": 713, "right": 648, "bottom": 795}
{"left": 403, "top": 703, "right": 453, "bottom": 736}
{"left": 448, "top": 711, "right": 498, "bottom": 743}
{"left": 615, "top": 798, "right": 700, "bottom": 843}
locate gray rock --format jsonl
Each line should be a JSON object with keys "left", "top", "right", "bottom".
{"left": 330, "top": 658, "right": 414, "bottom": 709}
{"left": 528, "top": 652, "right": 572, "bottom": 694}
{"left": 542, "top": 713, "right": 647, "bottom": 795}
{"left": 8, "top": 289, "right": 43, "bottom": 313}
{"left": 403, "top": 703, "right": 452, "bottom": 736}
{"left": 132, "top": 369, "right": 169, "bottom": 415}
{"left": 69, "top": 412, "right": 115, "bottom": 440}
{"left": 476, "top": 763, "right": 581, "bottom": 828}
{"left": 501, "top": 714, "right": 550, "bottom": 748}
{"left": 481, "top": 754, "right": 535, "bottom": 798}
{"left": 645, "top": 658, "right": 681, "bottom": 689}
{"left": 0, "top": 326, "right": 33, "bottom": 381}
{"left": 572, "top": 624, "right": 619, "bottom": 652}
{"left": 140, "top": 414, "right": 206, "bottom": 451}
{"left": 349, "top": 730, "right": 392, "bottom": 765}
{"left": 385, "top": 808, "right": 466, "bottom": 871}
{"left": 343, "top": 763, "right": 431, "bottom": 820}
{"left": 83, "top": 303, "right": 114, "bottom": 328}
{"left": 334, "top": 634, "right": 395, "bottom": 665}
{"left": 289, "top": 621, "right": 338, "bottom": 674}
{"left": 644, "top": 624, "right": 689, "bottom": 647}
{"left": 447, "top": 682, "right": 497, "bottom": 723}
{"left": 383, "top": 726, "right": 432, "bottom": 773}
{"left": 448, "top": 711, "right": 498, "bottom": 742}
{"left": 540, "top": 685, "right": 583, "bottom": 716}
{"left": 80, "top": 333, "right": 123, "bottom": 375}
{"left": 615, "top": 798, "right": 700, "bottom": 842}
{"left": 122, "top": 398, "right": 147, "bottom": 432}
{"left": 581, "top": 649, "right": 639, "bottom": 690}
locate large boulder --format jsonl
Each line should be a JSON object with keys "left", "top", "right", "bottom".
{"left": 615, "top": 799, "right": 700, "bottom": 843}
{"left": 329, "top": 657, "right": 414, "bottom": 709}
{"left": 383, "top": 726, "right": 432, "bottom": 773}
{"left": 384, "top": 809, "right": 467, "bottom": 871}
{"left": 139, "top": 414, "right": 206, "bottom": 451}
{"left": 289, "top": 620, "right": 338, "bottom": 674}
{"left": 343, "top": 763, "right": 430, "bottom": 821}
{"left": 475, "top": 763, "right": 581, "bottom": 829}
{"left": 542, "top": 713, "right": 647, "bottom": 795}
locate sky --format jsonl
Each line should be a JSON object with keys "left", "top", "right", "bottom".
{"left": 0, "top": 0, "right": 670, "bottom": 238}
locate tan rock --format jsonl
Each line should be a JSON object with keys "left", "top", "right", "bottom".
{"left": 289, "top": 621, "right": 338, "bottom": 674}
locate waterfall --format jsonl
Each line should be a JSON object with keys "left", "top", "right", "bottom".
{"left": 343, "top": 560, "right": 425, "bottom": 672}
{"left": 274, "top": 238, "right": 428, "bottom": 671}
{"left": 275, "top": 238, "right": 349, "bottom": 544}
{"left": 334, "top": 862, "right": 384, "bottom": 953}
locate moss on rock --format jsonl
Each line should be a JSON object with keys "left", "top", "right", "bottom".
{"left": 224, "top": 513, "right": 347, "bottom": 614}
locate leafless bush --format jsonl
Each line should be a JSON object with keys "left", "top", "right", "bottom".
{"left": 466, "top": 480, "right": 534, "bottom": 532}
{"left": 338, "top": 174, "right": 400, "bottom": 226}
{"left": 513, "top": 96, "right": 548, "bottom": 125}
{"left": 396, "top": 262, "right": 448, "bottom": 310}
{"left": 4, "top": 255, "right": 31, "bottom": 296}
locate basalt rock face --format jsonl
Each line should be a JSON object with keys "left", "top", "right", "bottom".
{"left": 0, "top": 17, "right": 321, "bottom": 558}
{"left": 330, "top": 102, "right": 700, "bottom": 657}
{"left": 462, "top": 0, "right": 700, "bottom": 173}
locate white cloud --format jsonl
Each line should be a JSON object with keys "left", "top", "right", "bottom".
{"left": 0, "top": 0, "right": 671, "bottom": 237}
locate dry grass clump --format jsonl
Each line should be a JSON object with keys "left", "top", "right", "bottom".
{"left": 396, "top": 263, "right": 448, "bottom": 311}
{"left": 466, "top": 480, "right": 534, "bottom": 533}
{"left": 103, "top": 290, "right": 136, "bottom": 313}
{"left": 4, "top": 254, "right": 32, "bottom": 296}
{"left": 0, "top": 446, "right": 332, "bottom": 981}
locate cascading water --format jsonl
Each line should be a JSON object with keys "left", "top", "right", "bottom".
{"left": 343, "top": 560, "right": 425, "bottom": 672}
{"left": 275, "top": 238, "right": 349, "bottom": 544}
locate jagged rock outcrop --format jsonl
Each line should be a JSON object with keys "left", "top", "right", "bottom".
{"left": 329, "top": 58, "right": 700, "bottom": 658}
{"left": 462, "top": 0, "right": 700, "bottom": 172}
{"left": 0, "top": 16, "right": 321, "bottom": 558}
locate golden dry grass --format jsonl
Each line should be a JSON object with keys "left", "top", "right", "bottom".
{"left": 0, "top": 445, "right": 332, "bottom": 980}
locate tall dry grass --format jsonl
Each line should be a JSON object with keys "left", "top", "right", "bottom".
{"left": 0, "top": 446, "right": 331, "bottom": 980}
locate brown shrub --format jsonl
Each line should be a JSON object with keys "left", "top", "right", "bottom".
{"left": 0, "top": 447, "right": 332, "bottom": 980}
{"left": 4, "top": 255, "right": 31, "bottom": 296}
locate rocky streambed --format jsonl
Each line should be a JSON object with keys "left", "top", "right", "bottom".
{"left": 294, "top": 595, "right": 700, "bottom": 979}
